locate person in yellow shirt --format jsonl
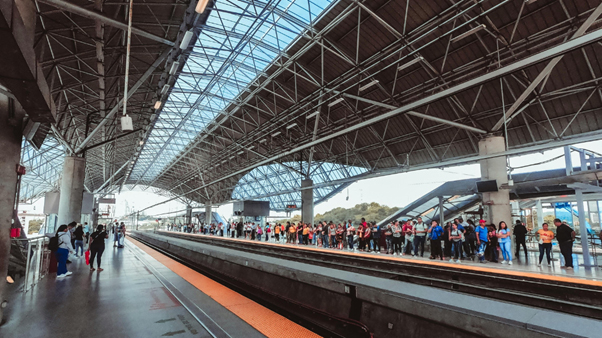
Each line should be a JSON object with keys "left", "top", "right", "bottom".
{"left": 274, "top": 223, "right": 281, "bottom": 242}
{"left": 288, "top": 222, "right": 297, "bottom": 244}
{"left": 536, "top": 223, "right": 554, "bottom": 267}
{"left": 302, "top": 224, "right": 310, "bottom": 244}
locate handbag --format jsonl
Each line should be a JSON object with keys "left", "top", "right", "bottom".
{"left": 85, "top": 250, "right": 90, "bottom": 265}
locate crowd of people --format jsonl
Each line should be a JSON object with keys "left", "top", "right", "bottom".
{"left": 173, "top": 217, "right": 577, "bottom": 270}
{"left": 50, "top": 221, "right": 127, "bottom": 278}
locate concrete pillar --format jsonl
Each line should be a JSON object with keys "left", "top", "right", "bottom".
{"left": 0, "top": 92, "right": 25, "bottom": 324}
{"left": 575, "top": 190, "right": 592, "bottom": 267}
{"left": 536, "top": 199, "right": 544, "bottom": 230}
{"left": 205, "top": 204, "right": 212, "bottom": 225}
{"left": 439, "top": 196, "right": 445, "bottom": 225}
{"left": 185, "top": 205, "right": 192, "bottom": 225}
{"left": 301, "top": 179, "right": 314, "bottom": 225}
{"left": 57, "top": 156, "right": 86, "bottom": 226}
{"left": 479, "top": 136, "right": 512, "bottom": 235}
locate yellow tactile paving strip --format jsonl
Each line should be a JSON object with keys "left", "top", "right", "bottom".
{"left": 128, "top": 237, "right": 321, "bottom": 338}
{"left": 164, "top": 231, "right": 602, "bottom": 287}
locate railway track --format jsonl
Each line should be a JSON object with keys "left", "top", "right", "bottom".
{"left": 148, "top": 231, "right": 602, "bottom": 321}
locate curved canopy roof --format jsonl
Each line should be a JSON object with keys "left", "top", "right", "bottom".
{"left": 18, "top": 0, "right": 602, "bottom": 212}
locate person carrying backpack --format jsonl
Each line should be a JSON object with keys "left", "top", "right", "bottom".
{"left": 51, "top": 224, "right": 75, "bottom": 278}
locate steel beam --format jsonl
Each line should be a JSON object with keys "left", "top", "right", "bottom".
{"left": 491, "top": 3, "right": 602, "bottom": 131}
{"left": 339, "top": 92, "right": 487, "bottom": 134}
{"left": 74, "top": 48, "right": 170, "bottom": 153}
{"left": 37, "top": 0, "right": 175, "bottom": 46}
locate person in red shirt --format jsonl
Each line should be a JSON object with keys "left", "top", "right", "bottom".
{"left": 402, "top": 221, "right": 414, "bottom": 255}
{"left": 363, "top": 222, "right": 372, "bottom": 252}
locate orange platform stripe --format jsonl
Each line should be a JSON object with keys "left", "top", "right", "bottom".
{"left": 128, "top": 237, "right": 321, "bottom": 338}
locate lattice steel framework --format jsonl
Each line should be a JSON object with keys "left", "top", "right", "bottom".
{"left": 18, "top": 0, "right": 602, "bottom": 211}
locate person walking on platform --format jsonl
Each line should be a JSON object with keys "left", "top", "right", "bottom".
{"left": 55, "top": 225, "right": 75, "bottom": 278}
{"left": 497, "top": 221, "right": 513, "bottom": 265}
{"left": 536, "top": 223, "right": 554, "bottom": 267}
{"left": 513, "top": 220, "right": 528, "bottom": 260}
{"left": 555, "top": 219, "right": 576, "bottom": 270}
{"left": 428, "top": 221, "right": 444, "bottom": 260}
{"left": 413, "top": 217, "right": 428, "bottom": 257}
{"left": 475, "top": 220, "right": 490, "bottom": 263}
{"left": 89, "top": 224, "right": 109, "bottom": 272}
{"left": 73, "top": 224, "right": 85, "bottom": 258}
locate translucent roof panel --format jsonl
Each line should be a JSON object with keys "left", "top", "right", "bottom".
{"left": 20, "top": 137, "right": 66, "bottom": 201}
{"left": 232, "top": 161, "right": 368, "bottom": 211}
{"left": 129, "top": 0, "right": 336, "bottom": 183}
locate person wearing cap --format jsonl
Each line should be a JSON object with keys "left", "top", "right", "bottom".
{"left": 513, "top": 220, "right": 528, "bottom": 260}
{"left": 475, "top": 220, "right": 490, "bottom": 263}
{"left": 555, "top": 219, "right": 575, "bottom": 270}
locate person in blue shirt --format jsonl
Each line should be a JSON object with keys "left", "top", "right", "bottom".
{"left": 497, "top": 221, "right": 512, "bottom": 265}
{"left": 475, "top": 220, "right": 490, "bottom": 263}
{"left": 428, "top": 220, "right": 444, "bottom": 260}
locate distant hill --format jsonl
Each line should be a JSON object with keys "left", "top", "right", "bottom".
{"left": 273, "top": 202, "right": 399, "bottom": 225}
{"left": 315, "top": 202, "right": 399, "bottom": 225}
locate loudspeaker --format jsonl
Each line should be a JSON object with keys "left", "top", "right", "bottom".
{"left": 121, "top": 115, "right": 133, "bottom": 131}
{"left": 476, "top": 180, "right": 498, "bottom": 193}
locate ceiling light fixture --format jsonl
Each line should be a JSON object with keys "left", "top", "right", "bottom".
{"left": 237, "top": 151, "right": 244, "bottom": 155}
{"left": 397, "top": 56, "right": 424, "bottom": 72}
{"left": 306, "top": 111, "right": 319, "bottom": 119}
{"left": 272, "top": 131, "right": 281, "bottom": 137}
{"left": 359, "top": 79, "right": 379, "bottom": 91}
{"left": 259, "top": 139, "right": 267, "bottom": 143}
{"left": 195, "top": 0, "right": 209, "bottom": 14}
{"left": 154, "top": 100, "right": 161, "bottom": 109}
{"left": 451, "top": 24, "right": 486, "bottom": 43}
{"left": 169, "top": 61, "right": 180, "bottom": 75}
{"left": 286, "top": 123, "right": 297, "bottom": 129}
{"left": 328, "top": 97, "right": 344, "bottom": 107}
{"left": 161, "top": 84, "right": 170, "bottom": 95}
{"left": 180, "top": 30, "right": 194, "bottom": 49}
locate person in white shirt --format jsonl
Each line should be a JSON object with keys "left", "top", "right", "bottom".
{"left": 413, "top": 217, "right": 428, "bottom": 257}
{"left": 55, "top": 224, "right": 75, "bottom": 278}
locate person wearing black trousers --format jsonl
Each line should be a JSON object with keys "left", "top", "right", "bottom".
{"left": 513, "top": 220, "right": 528, "bottom": 260}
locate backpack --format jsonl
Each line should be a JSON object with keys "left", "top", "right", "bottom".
{"left": 48, "top": 234, "right": 59, "bottom": 251}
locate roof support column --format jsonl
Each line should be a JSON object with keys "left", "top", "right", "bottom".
{"left": 205, "top": 204, "right": 212, "bottom": 225}
{"left": 57, "top": 156, "right": 86, "bottom": 226}
{"left": 479, "top": 136, "right": 512, "bottom": 249}
{"left": 301, "top": 179, "right": 314, "bottom": 226}
{"left": 0, "top": 92, "right": 25, "bottom": 324}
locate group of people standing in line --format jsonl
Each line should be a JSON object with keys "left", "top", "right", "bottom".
{"left": 51, "top": 221, "right": 127, "bottom": 278}
{"left": 180, "top": 216, "right": 577, "bottom": 270}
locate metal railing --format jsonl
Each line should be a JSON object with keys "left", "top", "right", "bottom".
{"left": 12, "top": 235, "right": 50, "bottom": 292}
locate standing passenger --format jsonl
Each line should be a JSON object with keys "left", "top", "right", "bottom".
{"left": 497, "top": 221, "right": 513, "bottom": 265}
{"left": 89, "top": 224, "right": 108, "bottom": 272}
{"left": 428, "top": 221, "right": 443, "bottom": 260}
{"left": 371, "top": 222, "right": 381, "bottom": 253}
{"left": 384, "top": 223, "right": 393, "bottom": 254}
{"left": 413, "top": 217, "right": 428, "bottom": 257}
{"left": 55, "top": 225, "right": 75, "bottom": 278}
{"left": 513, "top": 220, "right": 528, "bottom": 260}
{"left": 475, "top": 220, "right": 489, "bottom": 263}
{"left": 347, "top": 222, "right": 356, "bottom": 251}
{"left": 73, "top": 224, "right": 85, "bottom": 257}
{"left": 536, "top": 223, "right": 554, "bottom": 267}
{"left": 449, "top": 223, "right": 462, "bottom": 263}
{"left": 402, "top": 221, "right": 414, "bottom": 256}
{"left": 555, "top": 219, "right": 575, "bottom": 270}
{"left": 391, "top": 221, "right": 402, "bottom": 255}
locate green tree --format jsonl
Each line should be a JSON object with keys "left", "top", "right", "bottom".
{"left": 28, "top": 219, "right": 44, "bottom": 234}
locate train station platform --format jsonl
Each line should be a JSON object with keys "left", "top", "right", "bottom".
{"left": 158, "top": 231, "right": 602, "bottom": 283}
{"left": 1, "top": 238, "right": 319, "bottom": 338}
{"left": 130, "top": 230, "right": 602, "bottom": 338}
